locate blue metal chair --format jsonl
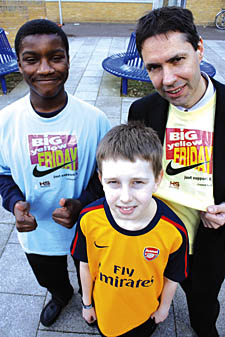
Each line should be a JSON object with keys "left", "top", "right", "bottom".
{"left": 102, "top": 32, "right": 216, "bottom": 95}
{"left": 0, "top": 28, "right": 19, "bottom": 94}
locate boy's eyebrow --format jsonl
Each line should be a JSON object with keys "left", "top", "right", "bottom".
{"left": 21, "top": 51, "right": 37, "bottom": 56}
{"left": 132, "top": 177, "right": 149, "bottom": 181}
{"left": 103, "top": 177, "right": 117, "bottom": 180}
{"left": 103, "top": 177, "right": 149, "bottom": 181}
{"left": 21, "top": 48, "right": 65, "bottom": 57}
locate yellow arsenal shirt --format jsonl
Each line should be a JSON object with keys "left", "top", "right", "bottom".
{"left": 71, "top": 197, "right": 189, "bottom": 336}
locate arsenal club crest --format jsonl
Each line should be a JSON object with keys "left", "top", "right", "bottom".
{"left": 144, "top": 247, "right": 160, "bottom": 261}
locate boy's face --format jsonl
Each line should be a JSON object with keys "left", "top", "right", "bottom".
{"left": 18, "top": 34, "right": 69, "bottom": 99}
{"left": 99, "top": 158, "right": 162, "bottom": 224}
{"left": 141, "top": 31, "right": 205, "bottom": 109}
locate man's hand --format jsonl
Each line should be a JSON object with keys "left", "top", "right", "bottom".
{"left": 200, "top": 202, "right": 225, "bottom": 229}
{"left": 52, "top": 198, "right": 82, "bottom": 228}
{"left": 14, "top": 201, "right": 37, "bottom": 232}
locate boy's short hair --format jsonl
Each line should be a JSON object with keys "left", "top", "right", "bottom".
{"left": 96, "top": 122, "right": 162, "bottom": 178}
{"left": 136, "top": 6, "right": 200, "bottom": 57}
{"left": 15, "top": 19, "right": 69, "bottom": 58}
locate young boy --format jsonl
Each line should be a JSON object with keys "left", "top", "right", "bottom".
{"left": 71, "top": 123, "right": 189, "bottom": 337}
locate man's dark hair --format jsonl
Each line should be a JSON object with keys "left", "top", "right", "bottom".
{"left": 136, "top": 6, "right": 200, "bottom": 56}
{"left": 15, "top": 19, "right": 69, "bottom": 58}
{"left": 96, "top": 122, "right": 162, "bottom": 179}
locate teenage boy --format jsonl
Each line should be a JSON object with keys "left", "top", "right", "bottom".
{"left": 128, "top": 7, "right": 225, "bottom": 337}
{"left": 0, "top": 19, "right": 110, "bottom": 327}
{"left": 71, "top": 123, "right": 189, "bottom": 337}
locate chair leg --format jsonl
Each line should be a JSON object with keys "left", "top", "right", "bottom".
{"left": 122, "top": 78, "right": 128, "bottom": 95}
{"left": 0, "top": 76, "right": 7, "bottom": 94}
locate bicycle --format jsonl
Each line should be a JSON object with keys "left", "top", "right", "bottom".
{"left": 215, "top": 8, "right": 225, "bottom": 30}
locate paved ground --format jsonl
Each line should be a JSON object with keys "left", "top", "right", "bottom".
{"left": 0, "top": 23, "right": 225, "bottom": 337}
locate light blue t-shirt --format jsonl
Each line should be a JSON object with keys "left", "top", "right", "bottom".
{"left": 0, "top": 93, "right": 111, "bottom": 255}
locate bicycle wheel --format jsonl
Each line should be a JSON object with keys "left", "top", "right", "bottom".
{"left": 215, "top": 11, "right": 225, "bottom": 30}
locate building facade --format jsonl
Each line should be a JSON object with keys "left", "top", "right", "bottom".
{"left": 0, "top": 0, "right": 223, "bottom": 45}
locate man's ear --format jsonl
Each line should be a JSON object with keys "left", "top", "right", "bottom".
{"left": 197, "top": 37, "right": 204, "bottom": 63}
{"left": 153, "top": 169, "right": 163, "bottom": 193}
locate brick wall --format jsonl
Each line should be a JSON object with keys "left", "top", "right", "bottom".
{"left": 187, "top": 0, "right": 223, "bottom": 26}
{"left": 0, "top": 0, "right": 223, "bottom": 46}
{"left": 0, "top": 0, "right": 46, "bottom": 45}
{"left": 45, "top": 0, "right": 224, "bottom": 26}
{"left": 46, "top": 2, "right": 152, "bottom": 24}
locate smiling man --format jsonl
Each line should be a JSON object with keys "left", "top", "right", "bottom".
{"left": 141, "top": 31, "right": 206, "bottom": 108}
{"left": 0, "top": 19, "right": 110, "bottom": 327}
{"left": 128, "top": 7, "right": 225, "bottom": 337}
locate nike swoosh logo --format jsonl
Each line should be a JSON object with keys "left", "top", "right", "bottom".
{"left": 166, "top": 160, "right": 210, "bottom": 176}
{"left": 94, "top": 241, "right": 109, "bottom": 249}
{"left": 33, "top": 160, "right": 76, "bottom": 177}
